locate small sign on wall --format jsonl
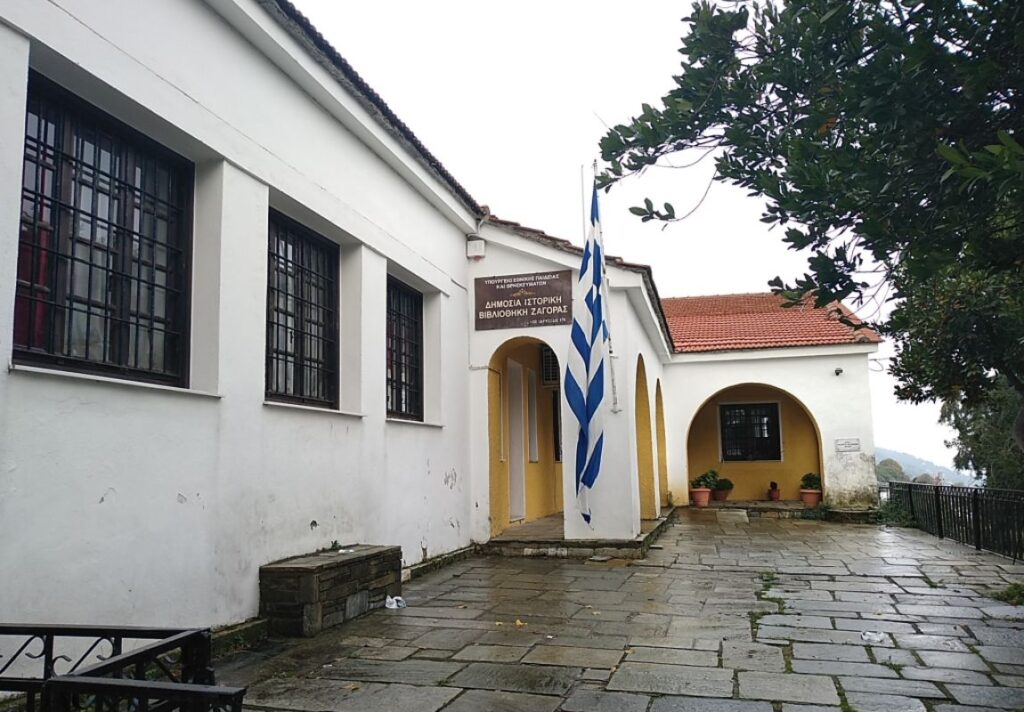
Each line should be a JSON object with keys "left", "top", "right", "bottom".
{"left": 475, "top": 270, "right": 572, "bottom": 331}
{"left": 835, "top": 437, "right": 861, "bottom": 453}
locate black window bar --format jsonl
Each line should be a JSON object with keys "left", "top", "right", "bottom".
{"left": 539, "top": 345, "right": 560, "bottom": 387}
{"left": 552, "top": 390, "right": 562, "bottom": 462}
{"left": 386, "top": 276, "right": 423, "bottom": 421}
{"left": 720, "top": 403, "right": 782, "bottom": 461}
{"left": 14, "top": 73, "right": 192, "bottom": 385}
{"left": 265, "top": 212, "right": 339, "bottom": 408}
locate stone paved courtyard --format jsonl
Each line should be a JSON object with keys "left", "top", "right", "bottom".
{"left": 221, "top": 510, "right": 1024, "bottom": 711}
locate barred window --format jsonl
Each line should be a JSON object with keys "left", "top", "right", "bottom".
{"left": 720, "top": 403, "right": 782, "bottom": 461}
{"left": 266, "top": 212, "right": 338, "bottom": 408}
{"left": 386, "top": 277, "right": 423, "bottom": 421}
{"left": 14, "top": 75, "right": 192, "bottom": 384}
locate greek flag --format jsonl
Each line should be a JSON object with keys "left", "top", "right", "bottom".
{"left": 565, "top": 185, "right": 608, "bottom": 524}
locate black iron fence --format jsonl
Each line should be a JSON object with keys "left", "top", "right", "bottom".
{"left": 888, "top": 482, "right": 1024, "bottom": 561}
{"left": 0, "top": 625, "right": 244, "bottom": 712}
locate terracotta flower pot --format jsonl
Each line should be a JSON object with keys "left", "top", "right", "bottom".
{"left": 768, "top": 489, "right": 781, "bottom": 501}
{"left": 800, "top": 489, "right": 822, "bottom": 508}
{"left": 712, "top": 488, "right": 731, "bottom": 502}
{"left": 690, "top": 487, "right": 712, "bottom": 508}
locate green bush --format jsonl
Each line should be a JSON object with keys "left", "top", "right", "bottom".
{"left": 714, "top": 477, "right": 734, "bottom": 491}
{"left": 691, "top": 469, "right": 720, "bottom": 489}
{"left": 800, "top": 472, "right": 822, "bottom": 490}
{"left": 877, "top": 498, "right": 917, "bottom": 527}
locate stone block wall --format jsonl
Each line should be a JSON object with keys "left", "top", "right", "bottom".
{"left": 259, "top": 545, "right": 401, "bottom": 637}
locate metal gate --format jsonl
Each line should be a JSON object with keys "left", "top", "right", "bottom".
{"left": 0, "top": 625, "right": 244, "bottom": 712}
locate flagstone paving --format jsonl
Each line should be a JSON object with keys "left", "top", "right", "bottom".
{"left": 222, "top": 511, "right": 1024, "bottom": 711}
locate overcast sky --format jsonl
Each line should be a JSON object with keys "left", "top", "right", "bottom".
{"left": 292, "top": 0, "right": 960, "bottom": 469}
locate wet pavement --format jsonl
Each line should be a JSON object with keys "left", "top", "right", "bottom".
{"left": 221, "top": 510, "right": 1024, "bottom": 711}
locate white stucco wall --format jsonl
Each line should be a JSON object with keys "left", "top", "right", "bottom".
{"left": 661, "top": 345, "right": 879, "bottom": 508}
{"left": 0, "top": 0, "right": 474, "bottom": 628}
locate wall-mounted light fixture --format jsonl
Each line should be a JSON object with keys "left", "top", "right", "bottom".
{"left": 466, "top": 237, "right": 486, "bottom": 261}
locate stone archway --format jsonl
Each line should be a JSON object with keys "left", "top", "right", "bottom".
{"left": 685, "top": 383, "right": 823, "bottom": 501}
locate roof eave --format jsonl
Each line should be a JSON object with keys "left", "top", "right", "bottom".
{"left": 208, "top": 0, "right": 484, "bottom": 227}
{"left": 262, "top": 0, "right": 483, "bottom": 216}
{"left": 670, "top": 341, "right": 880, "bottom": 362}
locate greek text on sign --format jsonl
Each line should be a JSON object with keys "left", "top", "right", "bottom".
{"left": 835, "top": 438, "right": 861, "bottom": 453}
{"left": 475, "top": 270, "right": 572, "bottom": 331}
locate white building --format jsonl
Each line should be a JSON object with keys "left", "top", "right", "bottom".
{"left": 0, "top": 0, "right": 879, "bottom": 629}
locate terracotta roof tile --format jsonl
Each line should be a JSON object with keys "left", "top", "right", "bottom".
{"left": 662, "top": 293, "right": 881, "bottom": 353}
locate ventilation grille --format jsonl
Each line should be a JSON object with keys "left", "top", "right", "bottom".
{"left": 540, "top": 346, "right": 560, "bottom": 388}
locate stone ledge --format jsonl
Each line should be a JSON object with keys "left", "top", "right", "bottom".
{"left": 260, "top": 544, "right": 399, "bottom": 573}
{"left": 481, "top": 507, "right": 678, "bottom": 560}
{"left": 211, "top": 618, "right": 269, "bottom": 657}
{"left": 405, "top": 544, "right": 478, "bottom": 581}
{"left": 824, "top": 508, "right": 878, "bottom": 524}
{"left": 259, "top": 544, "right": 401, "bottom": 637}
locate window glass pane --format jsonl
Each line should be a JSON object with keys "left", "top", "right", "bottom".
{"left": 12, "top": 75, "right": 190, "bottom": 384}
{"left": 265, "top": 213, "right": 338, "bottom": 408}
{"left": 385, "top": 277, "right": 423, "bottom": 420}
{"left": 719, "top": 403, "right": 781, "bottom": 461}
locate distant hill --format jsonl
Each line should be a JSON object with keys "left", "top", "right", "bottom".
{"left": 875, "top": 447, "right": 976, "bottom": 486}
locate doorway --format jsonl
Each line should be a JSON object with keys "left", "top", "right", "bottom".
{"left": 507, "top": 358, "right": 525, "bottom": 522}
{"left": 487, "top": 338, "right": 564, "bottom": 537}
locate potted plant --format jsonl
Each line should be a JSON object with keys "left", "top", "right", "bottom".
{"left": 767, "top": 481, "right": 781, "bottom": 501}
{"left": 689, "top": 470, "right": 719, "bottom": 508}
{"left": 712, "top": 477, "right": 734, "bottom": 501}
{"left": 799, "top": 472, "right": 823, "bottom": 508}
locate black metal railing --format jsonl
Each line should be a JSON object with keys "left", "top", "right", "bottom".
{"left": 0, "top": 625, "right": 244, "bottom": 712}
{"left": 888, "top": 482, "right": 1024, "bottom": 561}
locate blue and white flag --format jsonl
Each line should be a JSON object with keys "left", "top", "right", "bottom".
{"left": 565, "top": 185, "right": 609, "bottom": 524}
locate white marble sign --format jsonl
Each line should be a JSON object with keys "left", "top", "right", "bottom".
{"left": 835, "top": 437, "right": 861, "bottom": 453}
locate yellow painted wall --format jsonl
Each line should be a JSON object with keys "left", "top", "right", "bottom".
{"left": 488, "top": 340, "right": 563, "bottom": 536}
{"left": 635, "top": 356, "right": 658, "bottom": 519}
{"left": 686, "top": 384, "right": 821, "bottom": 501}
{"left": 655, "top": 382, "right": 670, "bottom": 507}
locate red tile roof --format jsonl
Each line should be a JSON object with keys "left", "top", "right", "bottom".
{"left": 662, "top": 293, "right": 882, "bottom": 353}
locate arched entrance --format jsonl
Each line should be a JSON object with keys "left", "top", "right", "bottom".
{"left": 488, "top": 337, "right": 564, "bottom": 537}
{"left": 686, "top": 383, "right": 822, "bottom": 501}
{"left": 655, "top": 380, "right": 670, "bottom": 507}
{"left": 635, "top": 355, "right": 658, "bottom": 519}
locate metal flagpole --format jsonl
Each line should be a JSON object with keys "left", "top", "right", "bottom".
{"left": 592, "top": 160, "right": 621, "bottom": 413}
{"left": 580, "top": 163, "right": 587, "bottom": 242}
